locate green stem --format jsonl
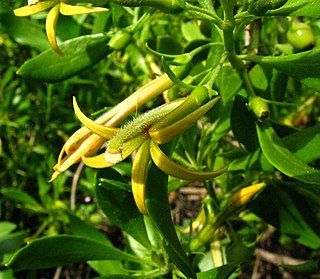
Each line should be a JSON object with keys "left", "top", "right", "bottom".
{"left": 185, "top": 3, "right": 223, "bottom": 28}
{"left": 220, "top": 0, "right": 256, "bottom": 98}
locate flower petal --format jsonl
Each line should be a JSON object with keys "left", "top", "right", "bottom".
{"left": 131, "top": 139, "right": 151, "bottom": 215}
{"left": 73, "top": 97, "right": 119, "bottom": 139}
{"left": 149, "top": 97, "right": 219, "bottom": 144}
{"left": 81, "top": 153, "right": 114, "bottom": 168}
{"left": 14, "top": 0, "right": 58, "bottom": 16}
{"left": 229, "top": 182, "right": 266, "bottom": 207}
{"left": 60, "top": 2, "right": 108, "bottom": 16}
{"left": 46, "top": 4, "right": 63, "bottom": 55}
{"left": 150, "top": 141, "right": 228, "bottom": 181}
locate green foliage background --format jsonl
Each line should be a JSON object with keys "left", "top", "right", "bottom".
{"left": 1, "top": 0, "right": 320, "bottom": 278}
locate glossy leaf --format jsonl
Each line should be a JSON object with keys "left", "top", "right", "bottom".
{"left": 17, "top": 33, "right": 112, "bottom": 82}
{"left": 250, "top": 181, "right": 320, "bottom": 249}
{"left": 96, "top": 176, "right": 152, "bottom": 248}
{"left": 144, "top": 143, "right": 196, "bottom": 279}
{"left": 6, "top": 235, "right": 141, "bottom": 271}
{"left": 197, "top": 263, "right": 238, "bottom": 279}
{"left": 256, "top": 121, "right": 320, "bottom": 185}
{"left": 248, "top": 50, "right": 320, "bottom": 92}
{"left": 268, "top": 0, "right": 320, "bottom": 16}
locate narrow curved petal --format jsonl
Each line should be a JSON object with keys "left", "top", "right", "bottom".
{"left": 82, "top": 153, "right": 114, "bottom": 168}
{"left": 14, "top": 0, "right": 58, "bottom": 16}
{"left": 60, "top": 2, "right": 108, "bottom": 15}
{"left": 46, "top": 4, "right": 63, "bottom": 55}
{"left": 149, "top": 98, "right": 219, "bottom": 144}
{"left": 73, "top": 97, "right": 119, "bottom": 139}
{"left": 131, "top": 139, "right": 151, "bottom": 215}
{"left": 150, "top": 141, "right": 228, "bottom": 181}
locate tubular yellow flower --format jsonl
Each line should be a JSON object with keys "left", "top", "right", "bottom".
{"left": 50, "top": 70, "right": 180, "bottom": 181}
{"left": 14, "top": 0, "right": 108, "bottom": 54}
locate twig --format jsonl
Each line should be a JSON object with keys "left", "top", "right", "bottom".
{"left": 70, "top": 161, "right": 84, "bottom": 211}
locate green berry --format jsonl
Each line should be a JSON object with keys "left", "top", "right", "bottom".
{"left": 287, "top": 22, "right": 315, "bottom": 50}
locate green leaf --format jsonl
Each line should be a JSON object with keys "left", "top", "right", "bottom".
{"left": 282, "top": 123, "right": 320, "bottom": 164}
{"left": 68, "top": 214, "right": 111, "bottom": 245}
{"left": 17, "top": 33, "right": 112, "bottom": 83}
{"left": 268, "top": 0, "right": 320, "bottom": 16}
{"left": 256, "top": 121, "right": 320, "bottom": 185}
{"left": 0, "top": 222, "right": 16, "bottom": 240}
{"left": 1, "top": 189, "right": 45, "bottom": 213}
{"left": 0, "top": 14, "right": 50, "bottom": 51}
{"left": 230, "top": 123, "right": 320, "bottom": 172}
{"left": 95, "top": 170, "right": 152, "bottom": 249}
{"left": 144, "top": 143, "right": 196, "bottom": 279}
{"left": 6, "top": 235, "right": 141, "bottom": 271}
{"left": 0, "top": 231, "right": 28, "bottom": 256}
{"left": 248, "top": 50, "right": 320, "bottom": 92}
{"left": 231, "top": 95, "right": 259, "bottom": 151}
{"left": 250, "top": 181, "right": 320, "bottom": 249}
{"left": 197, "top": 263, "right": 238, "bottom": 279}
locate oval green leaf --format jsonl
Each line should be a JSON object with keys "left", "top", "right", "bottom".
{"left": 6, "top": 235, "right": 141, "bottom": 271}
{"left": 17, "top": 33, "right": 112, "bottom": 83}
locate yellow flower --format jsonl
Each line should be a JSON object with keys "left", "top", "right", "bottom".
{"left": 14, "top": 0, "right": 108, "bottom": 54}
{"left": 49, "top": 71, "right": 181, "bottom": 181}
{"left": 73, "top": 85, "right": 227, "bottom": 215}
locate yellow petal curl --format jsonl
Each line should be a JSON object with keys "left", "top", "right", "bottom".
{"left": 150, "top": 141, "right": 228, "bottom": 181}
{"left": 46, "top": 4, "right": 63, "bottom": 55}
{"left": 73, "top": 97, "right": 119, "bottom": 139}
{"left": 60, "top": 2, "right": 108, "bottom": 15}
{"left": 132, "top": 139, "right": 151, "bottom": 215}
{"left": 14, "top": 0, "right": 58, "bottom": 16}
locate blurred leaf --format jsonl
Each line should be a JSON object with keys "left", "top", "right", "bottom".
{"left": 1, "top": 189, "right": 45, "bottom": 212}
{"left": 0, "top": 222, "right": 16, "bottom": 240}
{"left": 250, "top": 181, "right": 320, "bottom": 249}
{"left": 181, "top": 21, "right": 207, "bottom": 42}
{"left": 88, "top": 260, "right": 125, "bottom": 276}
{"left": 228, "top": 149, "right": 273, "bottom": 171}
{"left": 0, "top": 13, "right": 49, "bottom": 51}
{"left": 268, "top": 0, "right": 320, "bottom": 16}
{"left": 197, "top": 263, "right": 238, "bottom": 279}
{"left": 17, "top": 33, "right": 112, "bottom": 83}
{"left": 256, "top": 121, "right": 320, "bottom": 185}
{"left": 6, "top": 235, "right": 141, "bottom": 271}
{"left": 95, "top": 170, "right": 152, "bottom": 249}
{"left": 248, "top": 64, "right": 272, "bottom": 93}
{"left": 249, "top": 49, "right": 320, "bottom": 92}
{"left": 144, "top": 143, "right": 196, "bottom": 279}
{"left": 0, "top": 231, "right": 28, "bottom": 256}
{"left": 68, "top": 214, "right": 110, "bottom": 245}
